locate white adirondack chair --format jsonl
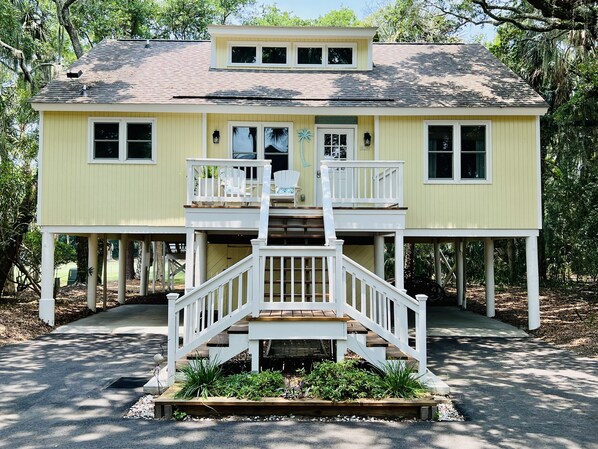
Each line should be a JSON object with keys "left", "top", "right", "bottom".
{"left": 271, "top": 170, "right": 301, "bottom": 206}
{"left": 220, "top": 167, "right": 251, "bottom": 202}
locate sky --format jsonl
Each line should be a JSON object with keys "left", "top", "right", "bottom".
{"left": 254, "top": 0, "right": 496, "bottom": 42}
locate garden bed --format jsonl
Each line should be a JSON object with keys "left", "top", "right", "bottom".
{"left": 155, "top": 384, "right": 439, "bottom": 420}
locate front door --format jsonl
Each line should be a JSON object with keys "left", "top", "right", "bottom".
{"left": 315, "top": 128, "right": 355, "bottom": 205}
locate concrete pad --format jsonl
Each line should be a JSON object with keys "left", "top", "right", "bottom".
{"left": 53, "top": 304, "right": 168, "bottom": 335}
{"left": 427, "top": 306, "right": 528, "bottom": 337}
{"left": 420, "top": 369, "right": 450, "bottom": 395}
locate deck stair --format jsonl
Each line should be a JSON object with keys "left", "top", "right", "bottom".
{"left": 267, "top": 214, "right": 325, "bottom": 245}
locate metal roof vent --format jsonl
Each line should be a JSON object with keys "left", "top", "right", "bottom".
{"left": 145, "top": 39, "right": 150, "bottom": 49}
{"left": 67, "top": 70, "right": 83, "bottom": 78}
{"left": 81, "top": 84, "right": 88, "bottom": 97}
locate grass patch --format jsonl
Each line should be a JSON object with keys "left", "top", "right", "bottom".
{"left": 175, "top": 357, "right": 223, "bottom": 399}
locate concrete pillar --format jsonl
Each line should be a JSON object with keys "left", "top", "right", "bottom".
{"left": 39, "top": 231, "right": 56, "bottom": 326}
{"left": 185, "top": 230, "right": 195, "bottom": 293}
{"left": 140, "top": 235, "right": 150, "bottom": 297}
{"left": 434, "top": 241, "right": 442, "bottom": 285}
{"left": 526, "top": 236, "right": 540, "bottom": 330}
{"left": 394, "top": 232, "right": 404, "bottom": 290}
{"left": 456, "top": 239, "right": 464, "bottom": 307}
{"left": 118, "top": 235, "right": 127, "bottom": 304}
{"left": 374, "top": 235, "right": 385, "bottom": 279}
{"left": 484, "top": 238, "right": 495, "bottom": 318}
{"left": 87, "top": 233, "right": 98, "bottom": 312}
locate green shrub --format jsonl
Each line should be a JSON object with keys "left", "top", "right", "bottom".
{"left": 175, "top": 357, "right": 223, "bottom": 399}
{"left": 215, "top": 370, "right": 285, "bottom": 400}
{"left": 378, "top": 362, "right": 427, "bottom": 399}
{"left": 302, "top": 360, "right": 386, "bottom": 401}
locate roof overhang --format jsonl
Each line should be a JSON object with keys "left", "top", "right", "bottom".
{"left": 207, "top": 25, "right": 378, "bottom": 40}
{"left": 31, "top": 102, "right": 549, "bottom": 116}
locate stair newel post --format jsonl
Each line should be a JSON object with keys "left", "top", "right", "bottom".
{"left": 166, "top": 293, "right": 180, "bottom": 386}
{"left": 250, "top": 239, "right": 264, "bottom": 318}
{"left": 415, "top": 294, "right": 428, "bottom": 376}
{"left": 332, "top": 239, "right": 345, "bottom": 317}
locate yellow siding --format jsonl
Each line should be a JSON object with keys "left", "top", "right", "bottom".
{"left": 214, "top": 37, "right": 369, "bottom": 69}
{"left": 344, "top": 245, "right": 374, "bottom": 272}
{"left": 40, "top": 111, "right": 201, "bottom": 226}
{"left": 207, "top": 244, "right": 228, "bottom": 278}
{"left": 379, "top": 116, "right": 539, "bottom": 229}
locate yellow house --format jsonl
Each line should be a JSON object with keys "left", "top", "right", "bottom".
{"left": 32, "top": 26, "right": 547, "bottom": 384}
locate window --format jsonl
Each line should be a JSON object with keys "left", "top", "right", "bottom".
{"left": 89, "top": 118, "right": 156, "bottom": 163}
{"left": 229, "top": 43, "right": 289, "bottom": 66}
{"left": 230, "top": 123, "right": 291, "bottom": 177}
{"left": 296, "top": 44, "right": 355, "bottom": 67}
{"left": 425, "top": 121, "right": 490, "bottom": 182}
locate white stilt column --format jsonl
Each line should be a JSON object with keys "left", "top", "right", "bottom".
{"left": 526, "top": 236, "right": 540, "bottom": 330}
{"left": 195, "top": 232, "right": 208, "bottom": 286}
{"left": 185, "top": 230, "right": 195, "bottom": 293}
{"left": 140, "top": 236, "right": 150, "bottom": 297}
{"left": 484, "top": 238, "right": 495, "bottom": 317}
{"left": 434, "top": 241, "right": 442, "bottom": 285}
{"left": 118, "top": 235, "right": 127, "bottom": 304}
{"left": 40, "top": 231, "right": 56, "bottom": 326}
{"left": 456, "top": 239, "right": 464, "bottom": 307}
{"left": 87, "top": 233, "right": 98, "bottom": 312}
{"left": 394, "top": 232, "right": 404, "bottom": 290}
{"left": 374, "top": 235, "right": 385, "bottom": 279}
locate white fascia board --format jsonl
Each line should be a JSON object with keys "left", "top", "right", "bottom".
{"left": 404, "top": 229, "right": 540, "bottom": 238}
{"left": 31, "top": 102, "right": 549, "bottom": 117}
{"left": 40, "top": 225, "right": 187, "bottom": 235}
{"left": 208, "top": 25, "right": 377, "bottom": 39}
{"left": 536, "top": 115, "right": 543, "bottom": 229}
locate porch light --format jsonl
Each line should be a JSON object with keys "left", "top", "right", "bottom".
{"left": 364, "top": 132, "right": 372, "bottom": 146}
{"left": 212, "top": 130, "right": 220, "bottom": 144}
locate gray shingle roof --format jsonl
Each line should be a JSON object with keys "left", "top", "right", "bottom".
{"left": 31, "top": 39, "right": 547, "bottom": 109}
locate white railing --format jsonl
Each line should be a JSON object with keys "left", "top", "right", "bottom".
{"left": 319, "top": 164, "right": 338, "bottom": 245}
{"left": 342, "top": 256, "right": 427, "bottom": 374}
{"left": 186, "top": 158, "right": 271, "bottom": 205}
{"left": 257, "top": 164, "right": 271, "bottom": 241}
{"left": 167, "top": 255, "right": 253, "bottom": 385}
{"left": 322, "top": 160, "right": 404, "bottom": 207}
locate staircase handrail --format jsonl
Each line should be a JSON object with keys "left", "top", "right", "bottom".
{"left": 341, "top": 255, "right": 427, "bottom": 374}
{"left": 319, "top": 163, "right": 338, "bottom": 245}
{"left": 257, "top": 164, "right": 272, "bottom": 241}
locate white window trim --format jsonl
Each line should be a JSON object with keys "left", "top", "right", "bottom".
{"left": 424, "top": 120, "right": 492, "bottom": 184}
{"left": 88, "top": 118, "right": 157, "bottom": 164}
{"left": 295, "top": 43, "right": 357, "bottom": 68}
{"left": 228, "top": 42, "right": 291, "bottom": 67}
{"left": 228, "top": 121, "right": 293, "bottom": 170}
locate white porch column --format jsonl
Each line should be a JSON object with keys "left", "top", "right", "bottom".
{"left": 456, "top": 239, "right": 464, "bottom": 307}
{"left": 184, "top": 230, "right": 195, "bottom": 293}
{"left": 194, "top": 232, "right": 208, "bottom": 286}
{"left": 87, "top": 233, "right": 98, "bottom": 312}
{"left": 434, "top": 241, "right": 442, "bottom": 284}
{"left": 374, "top": 235, "right": 385, "bottom": 279}
{"left": 118, "top": 235, "right": 127, "bottom": 304}
{"left": 39, "top": 231, "right": 56, "bottom": 326}
{"left": 484, "top": 238, "right": 495, "bottom": 317}
{"left": 394, "top": 231, "right": 404, "bottom": 290}
{"left": 140, "top": 235, "right": 150, "bottom": 297}
{"left": 526, "top": 236, "right": 541, "bottom": 330}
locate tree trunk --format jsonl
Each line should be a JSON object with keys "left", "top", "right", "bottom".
{"left": 405, "top": 242, "right": 415, "bottom": 279}
{"left": 155, "top": 241, "right": 165, "bottom": 290}
{"left": 507, "top": 239, "right": 515, "bottom": 284}
{"left": 126, "top": 240, "right": 135, "bottom": 280}
{"left": 75, "top": 236, "right": 88, "bottom": 283}
{"left": 54, "top": 0, "right": 84, "bottom": 59}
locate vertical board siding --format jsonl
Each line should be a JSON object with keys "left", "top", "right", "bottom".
{"left": 379, "top": 115, "right": 539, "bottom": 229}
{"left": 41, "top": 111, "right": 201, "bottom": 226}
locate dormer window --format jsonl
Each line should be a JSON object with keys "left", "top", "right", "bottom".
{"left": 229, "top": 43, "right": 289, "bottom": 66}
{"left": 296, "top": 44, "right": 356, "bottom": 67}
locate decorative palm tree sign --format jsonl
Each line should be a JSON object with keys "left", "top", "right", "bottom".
{"left": 298, "top": 129, "right": 312, "bottom": 167}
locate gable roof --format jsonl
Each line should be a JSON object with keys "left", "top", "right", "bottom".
{"left": 31, "top": 39, "right": 547, "bottom": 113}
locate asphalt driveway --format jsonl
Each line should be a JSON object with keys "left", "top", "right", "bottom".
{"left": 0, "top": 320, "right": 596, "bottom": 448}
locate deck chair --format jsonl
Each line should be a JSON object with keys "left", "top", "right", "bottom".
{"left": 219, "top": 167, "right": 252, "bottom": 202}
{"left": 271, "top": 170, "right": 301, "bottom": 206}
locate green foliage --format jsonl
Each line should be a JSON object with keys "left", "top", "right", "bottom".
{"left": 302, "top": 360, "right": 386, "bottom": 401}
{"left": 378, "top": 362, "right": 427, "bottom": 398}
{"left": 172, "top": 408, "right": 188, "bottom": 420}
{"left": 214, "top": 370, "right": 285, "bottom": 400}
{"left": 175, "top": 357, "right": 223, "bottom": 399}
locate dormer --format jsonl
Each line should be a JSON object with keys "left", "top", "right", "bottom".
{"left": 208, "top": 25, "right": 377, "bottom": 71}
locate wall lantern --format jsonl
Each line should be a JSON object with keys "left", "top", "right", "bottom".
{"left": 212, "top": 130, "right": 220, "bottom": 144}
{"left": 364, "top": 132, "right": 372, "bottom": 147}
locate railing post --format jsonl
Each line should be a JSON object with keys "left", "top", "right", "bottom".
{"left": 186, "top": 160, "right": 194, "bottom": 204}
{"left": 415, "top": 294, "right": 428, "bottom": 376}
{"left": 251, "top": 239, "right": 265, "bottom": 318}
{"left": 166, "top": 292, "right": 180, "bottom": 386}
{"left": 333, "top": 239, "right": 344, "bottom": 317}
{"left": 397, "top": 162, "right": 404, "bottom": 207}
